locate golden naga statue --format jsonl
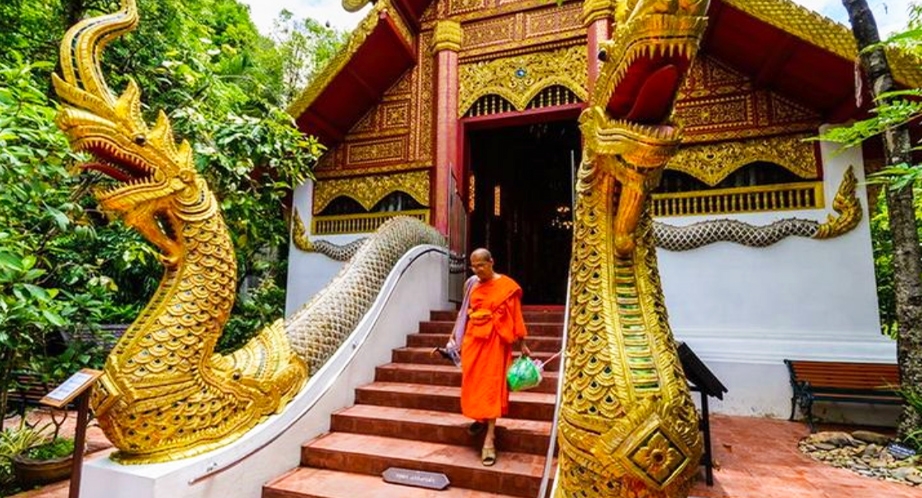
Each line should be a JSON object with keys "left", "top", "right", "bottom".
{"left": 52, "top": 0, "right": 308, "bottom": 463}
{"left": 556, "top": 1, "right": 710, "bottom": 497}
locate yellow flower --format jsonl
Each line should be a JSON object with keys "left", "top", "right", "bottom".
{"left": 631, "top": 432, "right": 683, "bottom": 483}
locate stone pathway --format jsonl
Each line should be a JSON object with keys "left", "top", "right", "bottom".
{"left": 7, "top": 411, "right": 921, "bottom": 497}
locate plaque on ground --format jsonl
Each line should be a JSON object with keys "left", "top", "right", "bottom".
{"left": 382, "top": 467, "right": 450, "bottom": 490}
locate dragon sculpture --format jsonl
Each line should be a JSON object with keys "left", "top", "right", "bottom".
{"left": 555, "top": 1, "right": 710, "bottom": 497}
{"left": 53, "top": 0, "right": 443, "bottom": 464}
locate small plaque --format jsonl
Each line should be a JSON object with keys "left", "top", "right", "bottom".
{"left": 887, "top": 442, "right": 917, "bottom": 460}
{"left": 40, "top": 369, "right": 103, "bottom": 408}
{"left": 382, "top": 467, "right": 450, "bottom": 490}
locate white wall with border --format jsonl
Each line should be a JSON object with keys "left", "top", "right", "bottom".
{"left": 285, "top": 180, "right": 363, "bottom": 316}
{"left": 81, "top": 246, "right": 450, "bottom": 498}
{"left": 658, "top": 131, "right": 897, "bottom": 424}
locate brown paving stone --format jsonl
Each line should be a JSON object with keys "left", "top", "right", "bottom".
{"left": 300, "top": 433, "right": 546, "bottom": 497}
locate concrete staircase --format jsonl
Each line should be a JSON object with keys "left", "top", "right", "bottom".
{"left": 263, "top": 306, "right": 564, "bottom": 498}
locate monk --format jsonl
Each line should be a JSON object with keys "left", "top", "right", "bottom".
{"left": 448, "top": 248, "right": 530, "bottom": 466}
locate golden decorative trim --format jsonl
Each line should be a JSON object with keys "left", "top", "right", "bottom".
{"left": 582, "top": 0, "right": 616, "bottom": 25}
{"left": 459, "top": 37, "right": 586, "bottom": 63}
{"left": 312, "top": 170, "right": 430, "bottom": 214}
{"left": 815, "top": 165, "right": 861, "bottom": 239}
{"left": 458, "top": 45, "right": 587, "bottom": 115}
{"left": 312, "top": 210, "right": 430, "bottom": 235}
{"left": 721, "top": 0, "right": 922, "bottom": 88}
{"left": 667, "top": 134, "right": 818, "bottom": 187}
{"left": 291, "top": 207, "right": 314, "bottom": 252}
{"left": 432, "top": 20, "right": 463, "bottom": 53}
{"left": 287, "top": 1, "right": 389, "bottom": 119}
{"left": 422, "top": 0, "right": 579, "bottom": 27}
{"left": 652, "top": 181, "right": 824, "bottom": 217}
{"left": 388, "top": 5, "right": 415, "bottom": 50}
{"left": 314, "top": 161, "right": 431, "bottom": 179}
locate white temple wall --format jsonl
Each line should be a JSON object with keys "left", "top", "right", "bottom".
{"left": 285, "top": 180, "right": 360, "bottom": 317}
{"left": 659, "top": 129, "right": 898, "bottom": 423}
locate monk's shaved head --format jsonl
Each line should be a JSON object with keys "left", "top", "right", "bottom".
{"left": 470, "top": 248, "right": 495, "bottom": 282}
{"left": 471, "top": 248, "right": 493, "bottom": 262}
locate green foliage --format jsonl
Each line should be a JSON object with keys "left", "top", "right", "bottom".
{"left": 0, "top": 421, "right": 50, "bottom": 489}
{"left": 22, "top": 437, "right": 74, "bottom": 461}
{"left": 0, "top": 0, "right": 329, "bottom": 424}
{"left": 900, "top": 386, "right": 922, "bottom": 451}
{"left": 270, "top": 9, "right": 348, "bottom": 105}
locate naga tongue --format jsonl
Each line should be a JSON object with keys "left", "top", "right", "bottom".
{"left": 82, "top": 162, "right": 134, "bottom": 183}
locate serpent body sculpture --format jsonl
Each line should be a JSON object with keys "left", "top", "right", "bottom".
{"left": 53, "top": 0, "right": 443, "bottom": 464}
{"left": 556, "top": 2, "right": 710, "bottom": 497}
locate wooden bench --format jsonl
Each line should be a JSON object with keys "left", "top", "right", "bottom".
{"left": 784, "top": 360, "right": 902, "bottom": 432}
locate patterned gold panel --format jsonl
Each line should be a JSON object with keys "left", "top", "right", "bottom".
{"left": 448, "top": 0, "right": 487, "bottom": 16}
{"left": 382, "top": 101, "right": 411, "bottom": 128}
{"left": 462, "top": 15, "right": 518, "bottom": 49}
{"left": 675, "top": 56, "right": 820, "bottom": 143}
{"left": 346, "top": 137, "right": 408, "bottom": 164}
{"left": 721, "top": 0, "right": 922, "bottom": 88}
{"left": 653, "top": 182, "right": 824, "bottom": 217}
{"left": 459, "top": 45, "right": 587, "bottom": 115}
{"left": 417, "top": 30, "right": 435, "bottom": 162}
{"left": 667, "top": 134, "right": 819, "bottom": 186}
{"left": 525, "top": 4, "right": 584, "bottom": 38}
{"left": 312, "top": 170, "right": 431, "bottom": 214}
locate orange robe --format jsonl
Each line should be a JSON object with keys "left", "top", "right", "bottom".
{"left": 460, "top": 275, "right": 528, "bottom": 421}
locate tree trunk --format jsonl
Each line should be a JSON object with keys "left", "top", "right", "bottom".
{"left": 842, "top": 0, "right": 922, "bottom": 439}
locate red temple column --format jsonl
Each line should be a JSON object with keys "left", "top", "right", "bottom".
{"left": 583, "top": 0, "right": 615, "bottom": 95}
{"left": 431, "top": 20, "right": 462, "bottom": 234}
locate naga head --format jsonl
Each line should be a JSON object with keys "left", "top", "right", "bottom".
{"left": 583, "top": 0, "right": 709, "bottom": 255}
{"left": 52, "top": 0, "right": 211, "bottom": 267}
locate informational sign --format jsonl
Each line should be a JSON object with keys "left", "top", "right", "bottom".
{"left": 40, "top": 368, "right": 103, "bottom": 409}
{"left": 382, "top": 467, "right": 450, "bottom": 490}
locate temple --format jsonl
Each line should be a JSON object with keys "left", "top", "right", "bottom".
{"left": 286, "top": 0, "right": 914, "bottom": 419}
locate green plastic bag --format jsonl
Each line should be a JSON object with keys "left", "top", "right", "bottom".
{"left": 507, "top": 356, "right": 542, "bottom": 392}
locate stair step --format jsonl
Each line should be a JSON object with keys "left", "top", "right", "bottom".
{"left": 419, "top": 321, "right": 563, "bottom": 336}
{"left": 392, "top": 348, "right": 561, "bottom": 370}
{"left": 331, "top": 405, "right": 553, "bottom": 455}
{"left": 354, "top": 382, "right": 556, "bottom": 421}
{"left": 430, "top": 310, "right": 565, "bottom": 323}
{"left": 375, "top": 363, "right": 559, "bottom": 394}
{"left": 300, "top": 433, "right": 550, "bottom": 498}
{"left": 264, "top": 467, "right": 521, "bottom": 498}
{"left": 406, "top": 333, "right": 562, "bottom": 353}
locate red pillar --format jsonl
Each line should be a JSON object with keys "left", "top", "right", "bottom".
{"left": 584, "top": 0, "right": 615, "bottom": 95}
{"left": 432, "top": 21, "right": 462, "bottom": 235}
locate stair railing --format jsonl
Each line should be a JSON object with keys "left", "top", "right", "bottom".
{"left": 536, "top": 276, "right": 571, "bottom": 498}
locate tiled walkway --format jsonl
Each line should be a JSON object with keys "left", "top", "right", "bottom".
{"left": 8, "top": 412, "right": 920, "bottom": 497}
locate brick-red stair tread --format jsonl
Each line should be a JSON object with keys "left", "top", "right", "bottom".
{"left": 331, "top": 404, "right": 553, "bottom": 454}
{"left": 302, "top": 432, "right": 549, "bottom": 497}
{"left": 393, "top": 347, "right": 560, "bottom": 368}
{"left": 375, "top": 362, "right": 559, "bottom": 393}
{"left": 264, "top": 467, "right": 519, "bottom": 498}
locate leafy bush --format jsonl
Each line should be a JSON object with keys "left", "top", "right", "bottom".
{"left": 22, "top": 437, "right": 74, "bottom": 461}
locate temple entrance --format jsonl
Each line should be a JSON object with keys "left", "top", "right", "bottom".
{"left": 467, "top": 119, "right": 580, "bottom": 305}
